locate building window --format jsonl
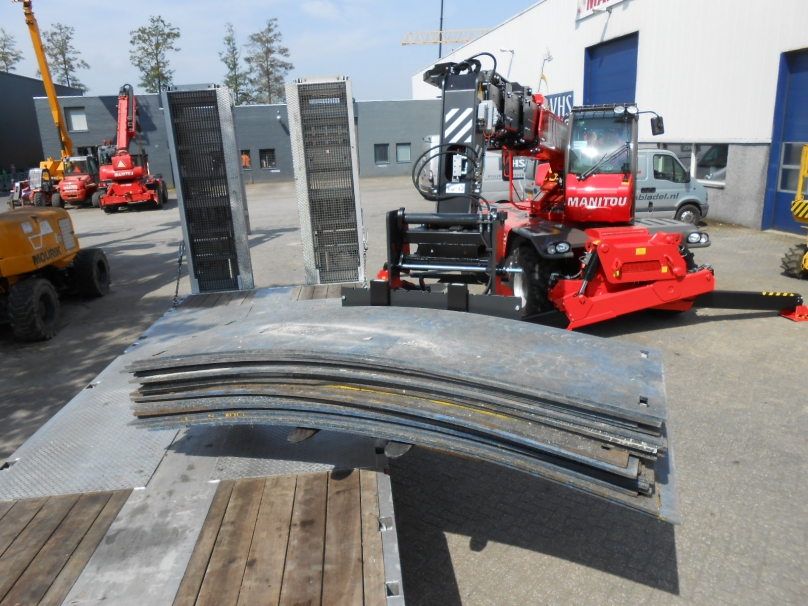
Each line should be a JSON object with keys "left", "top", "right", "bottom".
{"left": 259, "top": 149, "right": 276, "bottom": 168}
{"left": 778, "top": 142, "right": 808, "bottom": 195}
{"left": 374, "top": 144, "right": 389, "bottom": 164}
{"left": 65, "top": 107, "right": 88, "bottom": 132}
{"left": 396, "top": 143, "right": 411, "bottom": 163}
{"left": 241, "top": 150, "right": 252, "bottom": 169}
{"left": 695, "top": 144, "right": 728, "bottom": 183}
{"left": 658, "top": 143, "right": 728, "bottom": 185}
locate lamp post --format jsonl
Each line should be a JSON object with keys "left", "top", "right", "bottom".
{"left": 500, "top": 48, "right": 515, "bottom": 79}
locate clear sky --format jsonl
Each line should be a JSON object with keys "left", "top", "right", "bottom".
{"left": 0, "top": 1, "right": 537, "bottom": 100}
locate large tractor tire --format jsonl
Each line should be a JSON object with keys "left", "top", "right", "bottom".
{"left": 33, "top": 192, "right": 46, "bottom": 207}
{"left": 507, "top": 245, "right": 556, "bottom": 316}
{"left": 152, "top": 186, "right": 163, "bottom": 210}
{"left": 91, "top": 191, "right": 103, "bottom": 208}
{"left": 8, "top": 278, "right": 61, "bottom": 341}
{"left": 103, "top": 203, "right": 119, "bottom": 214}
{"left": 72, "top": 248, "right": 111, "bottom": 297}
{"left": 781, "top": 244, "right": 808, "bottom": 279}
{"left": 51, "top": 192, "right": 63, "bottom": 208}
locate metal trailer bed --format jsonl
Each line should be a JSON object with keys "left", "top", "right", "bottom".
{"left": 0, "top": 286, "right": 405, "bottom": 606}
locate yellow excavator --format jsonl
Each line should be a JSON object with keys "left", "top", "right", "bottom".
{"left": 782, "top": 145, "right": 808, "bottom": 280}
{"left": 8, "top": 0, "right": 73, "bottom": 209}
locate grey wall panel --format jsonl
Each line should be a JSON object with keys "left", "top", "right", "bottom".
{"left": 233, "top": 104, "right": 293, "bottom": 183}
{"left": 354, "top": 100, "right": 442, "bottom": 178}
{"left": 702, "top": 144, "right": 770, "bottom": 229}
{"left": 0, "top": 72, "right": 81, "bottom": 176}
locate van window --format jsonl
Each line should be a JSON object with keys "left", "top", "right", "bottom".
{"left": 653, "top": 154, "right": 688, "bottom": 183}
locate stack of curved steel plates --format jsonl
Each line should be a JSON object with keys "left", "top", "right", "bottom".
{"left": 127, "top": 298, "right": 679, "bottom": 522}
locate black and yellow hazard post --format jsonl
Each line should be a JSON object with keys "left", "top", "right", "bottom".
{"left": 782, "top": 144, "right": 808, "bottom": 279}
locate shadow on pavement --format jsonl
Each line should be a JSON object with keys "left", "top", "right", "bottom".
{"left": 390, "top": 448, "right": 679, "bottom": 605}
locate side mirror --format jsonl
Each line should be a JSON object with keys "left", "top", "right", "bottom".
{"left": 683, "top": 173, "right": 691, "bottom": 184}
{"left": 651, "top": 116, "right": 665, "bottom": 136}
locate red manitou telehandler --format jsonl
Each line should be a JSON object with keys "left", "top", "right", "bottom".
{"left": 99, "top": 84, "right": 167, "bottom": 214}
{"left": 343, "top": 53, "right": 807, "bottom": 328}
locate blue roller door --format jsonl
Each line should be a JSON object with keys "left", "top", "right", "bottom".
{"left": 584, "top": 33, "right": 639, "bottom": 105}
{"left": 765, "top": 49, "right": 808, "bottom": 233}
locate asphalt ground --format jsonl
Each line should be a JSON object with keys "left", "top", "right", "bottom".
{"left": 1, "top": 177, "right": 807, "bottom": 605}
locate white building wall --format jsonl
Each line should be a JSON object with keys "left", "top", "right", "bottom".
{"left": 412, "top": 0, "right": 808, "bottom": 144}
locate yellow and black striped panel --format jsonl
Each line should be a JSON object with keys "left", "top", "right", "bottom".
{"left": 761, "top": 291, "right": 799, "bottom": 297}
{"left": 792, "top": 199, "right": 808, "bottom": 221}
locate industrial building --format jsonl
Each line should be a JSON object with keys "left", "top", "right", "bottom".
{"left": 0, "top": 72, "right": 82, "bottom": 181}
{"left": 412, "top": 0, "right": 808, "bottom": 234}
{"left": 35, "top": 93, "right": 440, "bottom": 189}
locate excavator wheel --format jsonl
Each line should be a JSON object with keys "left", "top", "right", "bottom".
{"left": 781, "top": 244, "right": 808, "bottom": 279}
{"left": 33, "top": 192, "right": 46, "bottom": 207}
{"left": 72, "top": 248, "right": 111, "bottom": 297}
{"left": 507, "top": 245, "right": 556, "bottom": 316}
{"left": 8, "top": 278, "right": 61, "bottom": 341}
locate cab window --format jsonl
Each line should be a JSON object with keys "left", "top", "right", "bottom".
{"left": 653, "top": 154, "right": 688, "bottom": 183}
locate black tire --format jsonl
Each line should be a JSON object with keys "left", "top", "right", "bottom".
{"left": 675, "top": 203, "right": 701, "bottom": 225}
{"left": 72, "top": 248, "right": 111, "bottom": 297}
{"left": 51, "top": 192, "right": 63, "bottom": 208}
{"left": 33, "top": 192, "right": 46, "bottom": 207}
{"left": 91, "top": 191, "right": 102, "bottom": 208}
{"left": 152, "top": 186, "right": 163, "bottom": 210}
{"left": 8, "top": 278, "right": 61, "bottom": 341}
{"left": 103, "top": 203, "right": 119, "bottom": 214}
{"left": 508, "top": 245, "right": 555, "bottom": 315}
{"left": 781, "top": 244, "right": 808, "bottom": 279}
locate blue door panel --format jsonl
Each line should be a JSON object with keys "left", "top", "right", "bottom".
{"left": 772, "top": 49, "right": 808, "bottom": 233}
{"left": 585, "top": 33, "right": 639, "bottom": 105}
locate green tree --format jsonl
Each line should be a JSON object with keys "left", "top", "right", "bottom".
{"left": 0, "top": 27, "right": 24, "bottom": 73}
{"left": 129, "top": 16, "right": 181, "bottom": 93}
{"left": 244, "top": 19, "right": 293, "bottom": 104}
{"left": 219, "top": 23, "right": 251, "bottom": 104}
{"left": 41, "top": 24, "right": 89, "bottom": 90}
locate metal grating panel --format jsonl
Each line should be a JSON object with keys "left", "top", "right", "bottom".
{"left": 164, "top": 87, "right": 254, "bottom": 293}
{"left": 287, "top": 77, "right": 364, "bottom": 285}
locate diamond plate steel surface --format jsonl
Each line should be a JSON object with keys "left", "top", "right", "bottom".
{"left": 0, "top": 300, "right": 258, "bottom": 501}
{"left": 212, "top": 425, "right": 380, "bottom": 480}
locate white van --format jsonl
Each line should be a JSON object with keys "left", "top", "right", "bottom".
{"left": 498, "top": 148, "right": 709, "bottom": 225}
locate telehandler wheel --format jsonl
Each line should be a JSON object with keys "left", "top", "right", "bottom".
{"left": 8, "top": 278, "right": 61, "bottom": 341}
{"left": 675, "top": 204, "right": 701, "bottom": 225}
{"left": 91, "top": 191, "right": 103, "bottom": 208}
{"left": 103, "top": 204, "right": 119, "bottom": 214}
{"left": 73, "top": 248, "right": 111, "bottom": 297}
{"left": 33, "top": 192, "right": 46, "bottom": 207}
{"left": 152, "top": 187, "right": 163, "bottom": 210}
{"left": 508, "top": 245, "right": 555, "bottom": 316}
{"left": 781, "top": 244, "right": 808, "bottom": 279}
{"left": 51, "top": 193, "right": 63, "bottom": 208}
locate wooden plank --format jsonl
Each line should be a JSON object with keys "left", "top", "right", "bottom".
{"left": 298, "top": 286, "right": 314, "bottom": 301}
{"left": 39, "top": 490, "right": 132, "bottom": 606}
{"left": 326, "top": 284, "right": 344, "bottom": 299}
{"left": 173, "top": 480, "right": 235, "bottom": 606}
{"left": 182, "top": 294, "right": 208, "bottom": 310}
{"left": 228, "top": 290, "right": 252, "bottom": 306}
{"left": 0, "top": 498, "right": 48, "bottom": 559}
{"left": 359, "top": 470, "right": 386, "bottom": 606}
{"left": 278, "top": 473, "right": 328, "bottom": 606}
{"left": 0, "top": 502, "right": 14, "bottom": 524}
{"left": 322, "top": 470, "right": 363, "bottom": 606}
{"left": 200, "top": 293, "right": 223, "bottom": 308}
{"left": 290, "top": 286, "right": 302, "bottom": 301}
{"left": 0, "top": 494, "right": 79, "bottom": 601}
{"left": 0, "top": 491, "right": 112, "bottom": 606}
{"left": 196, "top": 478, "right": 265, "bottom": 606}
{"left": 242, "top": 290, "right": 258, "bottom": 307}
{"left": 214, "top": 293, "right": 235, "bottom": 307}
{"left": 312, "top": 285, "right": 329, "bottom": 300}
{"left": 237, "top": 475, "right": 297, "bottom": 606}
